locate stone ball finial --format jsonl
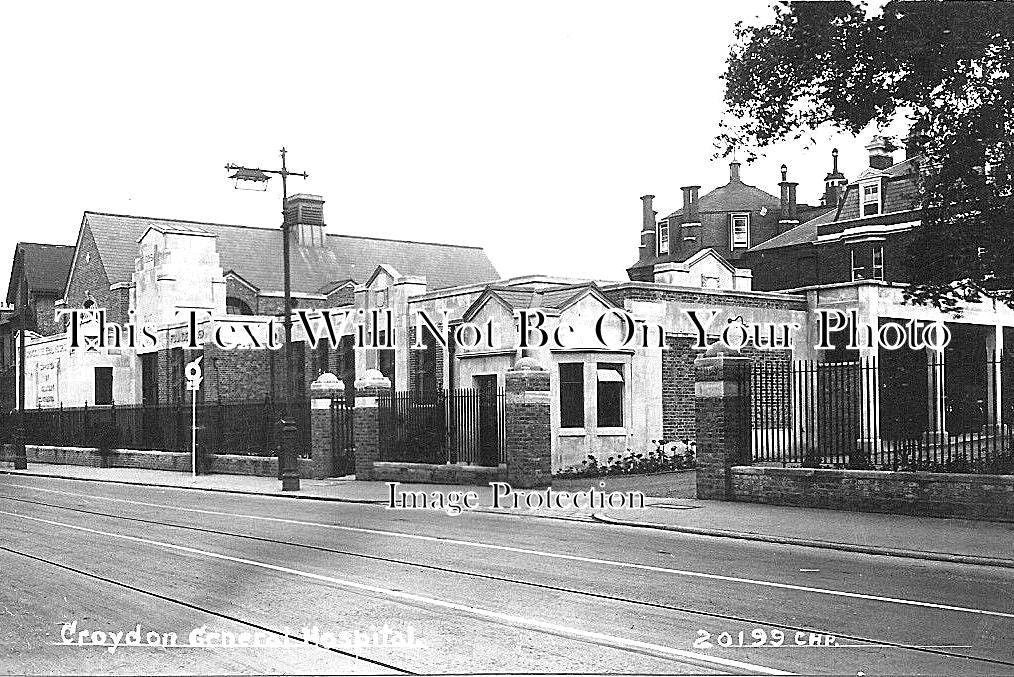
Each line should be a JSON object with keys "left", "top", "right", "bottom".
{"left": 354, "top": 368, "right": 391, "bottom": 390}
{"left": 705, "top": 341, "right": 742, "bottom": 357}
{"left": 310, "top": 372, "right": 345, "bottom": 395}
{"left": 511, "top": 356, "right": 546, "bottom": 372}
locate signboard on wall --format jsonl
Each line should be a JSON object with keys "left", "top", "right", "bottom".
{"left": 35, "top": 358, "right": 60, "bottom": 409}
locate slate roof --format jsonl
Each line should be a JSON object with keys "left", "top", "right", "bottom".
{"left": 747, "top": 209, "right": 836, "bottom": 252}
{"left": 80, "top": 212, "right": 500, "bottom": 294}
{"left": 856, "top": 156, "right": 919, "bottom": 180}
{"left": 467, "top": 283, "right": 614, "bottom": 319}
{"left": 664, "top": 181, "right": 780, "bottom": 220}
{"left": 6, "top": 243, "right": 76, "bottom": 304}
{"left": 748, "top": 155, "right": 922, "bottom": 253}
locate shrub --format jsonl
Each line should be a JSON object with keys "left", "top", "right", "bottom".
{"left": 554, "top": 439, "right": 696, "bottom": 478}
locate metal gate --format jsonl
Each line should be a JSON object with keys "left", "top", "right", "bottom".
{"left": 330, "top": 397, "right": 355, "bottom": 477}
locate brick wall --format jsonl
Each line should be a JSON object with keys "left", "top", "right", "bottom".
{"left": 661, "top": 337, "right": 790, "bottom": 445}
{"left": 505, "top": 367, "right": 552, "bottom": 488}
{"left": 200, "top": 344, "right": 276, "bottom": 402}
{"left": 326, "top": 285, "right": 355, "bottom": 307}
{"left": 731, "top": 466, "right": 1014, "bottom": 521}
{"left": 694, "top": 355, "right": 752, "bottom": 500}
{"left": 31, "top": 295, "right": 61, "bottom": 335}
{"left": 64, "top": 225, "right": 114, "bottom": 313}
{"left": 225, "top": 277, "right": 258, "bottom": 314}
{"left": 662, "top": 335, "right": 695, "bottom": 443}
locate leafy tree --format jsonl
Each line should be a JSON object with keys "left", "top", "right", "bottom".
{"left": 718, "top": 1, "right": 1014, "bottom": 312}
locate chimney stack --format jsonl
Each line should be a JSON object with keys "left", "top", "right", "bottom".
{"left": 640, "top": 194, "right": 655, "bottom": 233}
{"left": 823, "top": 148, "right": 847, "bottom": 207}
{"left": 729, "top": 161, "right": 742, "bottom": 183}
{"left": 681, "top": 185, "right": 701, "bottom": 222}
{"left": 866, "top": 136, "right": 896, "bottom": 170}
{"left": 285, "top": 193, "right": 327, "bottom": 247}
{"left": 638, "top": 194, "right": 657, "bottom": 257}
{"left": 779, "top": 164, "right": 799, "bottom": 230}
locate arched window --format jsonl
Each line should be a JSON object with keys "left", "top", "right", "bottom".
{"left": 226, "top": 296, "right": 254, "bottom": 315}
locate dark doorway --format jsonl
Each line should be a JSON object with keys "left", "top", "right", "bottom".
{"left": 141, "top": 353, "right": 159, "bottom": 406}
{"left": 879, "top": 339, "right": 929, "bottom": 439}
{"left": 945, "top": 323, "right": 989, "bottom": 434}
{"left": 475, "top": 374, "right": 500, "bottom": 467}
{"left": 140, "top": 352, "right": 161, "bottom": 446}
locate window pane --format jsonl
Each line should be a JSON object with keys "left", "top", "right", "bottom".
{"left": 559, "top": 363, "right": 584, "bottom": 428}
{"left": 596, "top": 363, "right": 623, "bottom": 427}
{"left": 94, "top": 367, "right": 113, "bottom": 405}
{"left": 732, "top": 215, "right": 749, "bottom": 247}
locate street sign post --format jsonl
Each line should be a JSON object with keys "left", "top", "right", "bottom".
{"left": 184, "top": 357, "right": 203, "bottom": 477}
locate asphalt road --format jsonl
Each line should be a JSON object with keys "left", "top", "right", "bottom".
{"left": 0, "top": 474, "right": 1011, "bottom": 676}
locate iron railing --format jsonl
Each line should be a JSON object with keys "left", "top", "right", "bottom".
{"left": 0, "top": 399, "right": 312, "bottom": 458}
{"left": 749, "top": 357, "right": 1014, "bottom": 474}
{"left": 379, "top": 388, "right": 505, "bottom": 466}
{"left": 330, "top": 397, "right": 355, "bottom": 476}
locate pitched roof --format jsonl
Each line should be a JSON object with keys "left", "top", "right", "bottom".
{"left": 80, "top": 212, "right": 499, "bottom": 294}
{"left": 665, "top": 181, "right": 780, "bottom": 220}
{"left": 748, "top": 209, "right": 836, "bottom": 252}
{"left": 461, "top": 282, "right": 615, "bottom": 322}
{"left": 6, "top": 243, "right": 76, "bottom": 303}
{"left": 856, "top": 156, "right": 919, "bottom": 181}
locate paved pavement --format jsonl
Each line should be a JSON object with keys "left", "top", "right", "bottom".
{"left": 2, "top": 463, "right": 1012, "bottom": 568}
{"left": 1, "top": 471, "right": 1012, "bottom": 675}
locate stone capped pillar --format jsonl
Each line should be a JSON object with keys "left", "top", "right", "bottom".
{"left": 353, "top": 369, "right": 391, "bottom": 480}
{"left": 505, "top": 357, "right": 552, "bottom": 488}
{"left": 694, "top": 348, "right": 752, "bottom": 500}
{"left": 309, "top": 372, "right": 345, "bottom": 479}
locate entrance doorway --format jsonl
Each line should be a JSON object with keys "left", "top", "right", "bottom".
{"left": 474, "top": 374, "right": 501, "bottom": 467}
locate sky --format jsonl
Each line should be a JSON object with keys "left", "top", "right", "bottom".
{"left": 0, "top": 0, "right": 905, "bottom": 295}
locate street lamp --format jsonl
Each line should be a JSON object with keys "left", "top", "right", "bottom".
{"left": 12, "top": 265, "right": 27, "bottom": 470}
{"left": 225, "top": 148, "right": 308, "bottom": 491}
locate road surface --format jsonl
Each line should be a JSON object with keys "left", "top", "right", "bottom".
{"left": 1, "top": 474, "right": 1011, "bottom": 675}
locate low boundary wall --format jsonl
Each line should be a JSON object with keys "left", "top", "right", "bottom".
{"left": 21, "top": 445, "right": 314, "bottom": 478}
{"left": 694, "top": 352, "right": 1014, "bottom": 521}
{"left": 731, "top": 466, "right": 1014, "bottom": 521}
{"left": 367, "top": 461, "right": 505, "bottom": 485}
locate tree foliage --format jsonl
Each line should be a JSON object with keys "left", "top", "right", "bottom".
{"left": 719, "top": 1, "right": 1014, "bottom": 311}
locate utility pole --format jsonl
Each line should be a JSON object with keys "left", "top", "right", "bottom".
{"left": 225, "top": 148, "right": 308, "bottom": 491}
{"left": 13, "top": 261, "right": 27, "bottom": 470}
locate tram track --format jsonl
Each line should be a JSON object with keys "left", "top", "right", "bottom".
{"left": 3, "top": 490, "right": 1012, "bottom": 672}
{"left": 0, "top": 541, "right": 415, "bottom": 675}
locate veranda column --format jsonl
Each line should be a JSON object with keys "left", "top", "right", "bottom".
{"left": 925, "top": 346, "right": 948, "bottom": 445}
{"left": 986, "top": 325, "right": 1003, "bottom": 433}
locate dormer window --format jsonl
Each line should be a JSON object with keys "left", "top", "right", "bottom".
{"left": 730, "top": 213, "right": 750, "bottom": 249}
{"left": 657, "top": 219, "right": 669, "bottom": 255}
{"left": 861, "top": 179, "right": 882, "bottom": 216}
